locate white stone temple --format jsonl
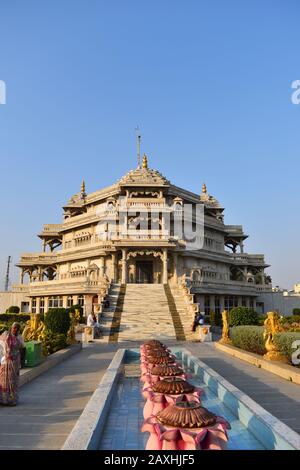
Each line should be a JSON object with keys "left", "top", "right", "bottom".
{"left": 14, "top": 154, "right": 272, "bottom": 333}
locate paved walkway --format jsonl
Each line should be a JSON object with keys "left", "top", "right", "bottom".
{"left": 0, "top": 343, "right": 125, "bottom": 450}
{"left": 0, "top": 341, "right": 299, "bottom": 449}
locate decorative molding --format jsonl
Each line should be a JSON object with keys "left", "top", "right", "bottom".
{"left": 126, "top": 250, "right": 163, "bottom": 260}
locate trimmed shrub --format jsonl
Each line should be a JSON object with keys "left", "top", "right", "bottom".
{"left": 7, "top": 306, "right": 20, "bottom": 314}
{"left": 281, "top": 315, "right": 300, "bottom": 324}
{"left": 257, "top": 315, "right": 267, "bottom": 326}
{"left": 230, "top": 326, "right": 265, "bottom": 355}
{"left": 230, "top": 326, "right": 300, "bottom": 365}
{"left": 229, "top": 307, "right": 259, "bottom": 326}
{"left": 42, "top": 330, "right": 67, "bottom": 356}
{"left": 0, "top": 323, "right": 8, "bottom": 334}
{"left": 274, "top": 332, "right": 300, "bottom": 364}
{"left": 292, "top": 308, "right": 300, "bottom": 316}
{"left": 209, "top": 311, "right": 215, "bottom": 326}
{"left": 44, "top": 308, "right": 71, "bottom": 335}
{"left": 0, "top": 313, "right": 31, "bottom": 323}
{"left": 209, "top": 311, "right": 222, "bottom": 327}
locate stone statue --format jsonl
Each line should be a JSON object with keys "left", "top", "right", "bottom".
{"left": 219, "top": 310, "right": 231, "bottom": 344}
{"left": 22, "top": 313, "right": 46, "bottom": 342}
{"left": 67, "top": 311, "right": 79, "bottom": 345}
{"left": 263, "top": 311, "right": 287, "bottom": 362}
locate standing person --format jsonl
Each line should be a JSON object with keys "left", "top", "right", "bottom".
{"left": 0, "top": 322, "right": 24, "bottom": 406}
{"left": 87, "top": 312, "right": 102, "bottom": 339}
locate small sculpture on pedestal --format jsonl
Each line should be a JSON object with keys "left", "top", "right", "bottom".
{"left": 263, "top": 311, "right": 287, "bottom": 362}
{"left": 22, "top": 313, "right": 46, "bottom": 342}
{"left": 219, "top": 310, "right": 231, "bottom": 344}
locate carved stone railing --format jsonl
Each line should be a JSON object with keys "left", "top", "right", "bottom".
{"left": 190, "top": 277, "right": 272, "bottom": 294}
{"left": 11, "top": 284, "right": 30, "bottom": 293}
{"left": 178, "top": 277, "right": 199, "bottom": 318}
{"left": 41, "top": 224, "right": 63, "bottom": 233}
{"left": 18, "top": 253, "right": 58, "bottom": 265}
{"left": 232, "top": 254, "right": 266, "bottom": 265}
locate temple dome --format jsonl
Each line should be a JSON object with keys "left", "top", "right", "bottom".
{"left": 118, "top": 157, "right": 170, "bottom": 187}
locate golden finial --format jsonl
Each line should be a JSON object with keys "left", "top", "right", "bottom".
{"left": 142, "top": 154, "right": 148, "bottom": 169}
{"left": 202, "top": 182, "right": 207, "bottom": 194}
{"left": 81, "top": 180, "right": 86, "bottom": 197}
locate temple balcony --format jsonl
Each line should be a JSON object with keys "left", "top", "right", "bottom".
{"left": 38, "top": 224, "right": 63, "bottom": 238}
{"left": 27, "top": 278, "right": 105, "bottom": 295}
{"left": 17, "top": 252, "right": 58, "bottom": 267}
{"left": 190, "top": 278, "right": 272, "bottom": 295}
{"left": 231, "top": 253, "right": 268, "bottom": 267}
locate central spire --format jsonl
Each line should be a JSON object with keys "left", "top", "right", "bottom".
{"left": 135, "top": 126, "right": 141, "bottom": 169}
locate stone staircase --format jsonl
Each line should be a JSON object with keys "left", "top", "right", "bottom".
{"left": 168, "top": 285, "right": 197, "bottom": 341}
{"left": 110, "top": 284, "right": 177, "bottom": 342}
{"left": 98, "top": 283, "right": 196, "bottom": 343}
{"left": 96, "top": 283, "right": 121, "bottom": 343}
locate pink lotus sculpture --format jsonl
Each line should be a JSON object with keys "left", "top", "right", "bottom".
{"left": 141, "top": 401, "right": 230, "bottom": 450}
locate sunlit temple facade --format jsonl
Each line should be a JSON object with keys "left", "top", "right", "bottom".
{"left": 16, "top": 155, "right": 272, "bottom": 316}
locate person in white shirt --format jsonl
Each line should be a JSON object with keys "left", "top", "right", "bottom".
{"left": 87, "top": 313, "right": 101, "bottom": 338}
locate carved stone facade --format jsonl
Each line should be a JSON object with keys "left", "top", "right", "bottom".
{"left": 15, "top": 155, "right": 272, "bottom": 315}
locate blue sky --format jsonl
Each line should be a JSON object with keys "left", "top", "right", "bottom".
{"left": 0, "top": 0, "right": 299, "bottom": 289}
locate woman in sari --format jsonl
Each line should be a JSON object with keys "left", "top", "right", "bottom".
{"left": 0, "top": 322, "right": 24, "bottom": 406}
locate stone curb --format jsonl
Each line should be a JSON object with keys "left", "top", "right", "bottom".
{"left": 214, "top": 342, "right": 300, "bottom": 385}
{"left": 20, "top": 343, "right": 82, "bottom": 387}
{"left": 62, "top": 348, "right": 126, "bottom": 450}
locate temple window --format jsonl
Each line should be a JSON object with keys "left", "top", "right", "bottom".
{"left": 49, "top": 296, "right": 63, "bottom": 308}
{"left": 78, "top": 295, "right": 84, "bottom": 307}
{"left": 32, "top": 298, "right": 37, "bottom": 313}
{"left": 204, "top": 295, "right": 210, "bottom": 316}
{"left": 215, "top": 296, "right": 221, "bottom": 315}
{"left": 67, "top": 296, "right": 73, "bottom": 308}
{"left": 40, "top": 297, "right": 45, "bottom": 314}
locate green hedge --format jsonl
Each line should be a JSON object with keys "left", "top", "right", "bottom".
{"left": 274, "top": 332, "right": 300, "bottom": 363}
{"left": 44, "top": 308, "right": 71, "bottom": 335}
{"left": 0, "top": 313, "right": 31, "bottom": 323}
{"left": 229, "top": 307, "right": 259, "bottom": 326}
{"left": 281, "top": 315, "right": 300, "bottom": 324}
{"left": 230, "top": 326, "right": 265, "bottom": 355}
{"left": 209, "top": 311, "right": 222, "bottom": 327}
{"left": 6, "top": 306, "right": 20, "bottom": 314}
{"left": 230, "top": 326, "right": 300, "bottom": 364}
{"left": 42, "top": 330, "right": 67, "bottom": 356}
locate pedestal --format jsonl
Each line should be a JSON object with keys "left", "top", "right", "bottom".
{"left": 199, "top": 325, "right": 212, "bottom": 342}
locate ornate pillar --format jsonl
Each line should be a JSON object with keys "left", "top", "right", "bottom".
{"left": 44, "top": 297, "right": 49, "bottom": 313}
{"left": 36, "top": 297, "right": 41, "bottom": 314}
{"left": 111, "top": 253, "right": 117, "bottom": 282}
{"left": 19, "top": 269, "right": 24, "bottom": 284}
{"left": 173, "top": 252, "right": 178, "bottom": 284}
{"left": 121, "top": 248, "right": 127, "bottom": 284}
{"left": 219, "top": 295, "right": 225, "bottom": 313}
{"left": 100, "top": 257, "right": 105, "bottom": 277}
{"left": 63, "top": 296, "right": 68, "bottom": 309}
{"left": 209, "top": 295, "right": 215, "bottom": 313}
{"left": 162, "top": 248, "right": 168, "bottom": 284}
